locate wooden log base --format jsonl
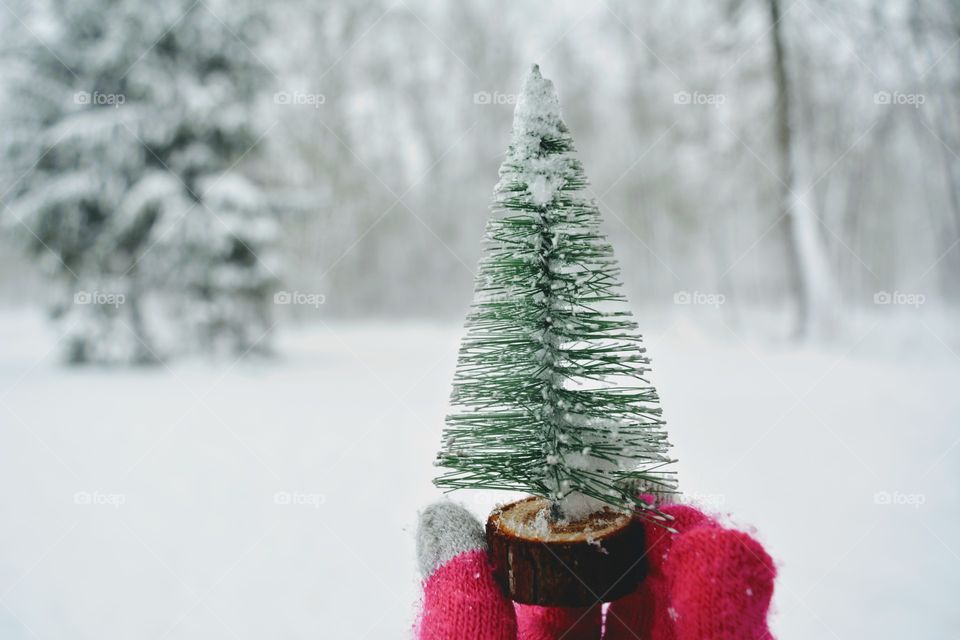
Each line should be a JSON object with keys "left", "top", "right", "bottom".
{"left": 486, "top": 496, "right": 646, "bottom": 607}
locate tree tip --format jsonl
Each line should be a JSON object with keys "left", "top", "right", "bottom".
{"left": 517, "top": 64, "right": 560, "bottom": 124}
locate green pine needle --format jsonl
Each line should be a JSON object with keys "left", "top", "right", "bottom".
{"left": 434, "top": 65, "right": 676, "bottom": 521}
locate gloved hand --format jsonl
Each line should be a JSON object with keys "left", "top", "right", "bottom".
{"left": 415, "top": 499, "right": 776, "bottom": 640}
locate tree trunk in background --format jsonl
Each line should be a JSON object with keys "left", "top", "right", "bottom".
{"left": 768, "top": 0, "right": 839, "bottom": 338}
{"left": 909, "top": 0, "right": 960, "bottom": 299}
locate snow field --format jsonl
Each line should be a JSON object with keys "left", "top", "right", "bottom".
{"left": 0, "top": 311, "right": 958, "bottom": 638}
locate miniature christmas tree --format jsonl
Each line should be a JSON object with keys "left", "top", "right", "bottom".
{"left": 435, "top": 65, "right": 676, "bottom": 525}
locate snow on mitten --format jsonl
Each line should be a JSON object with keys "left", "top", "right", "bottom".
{"left": 605, "top": 502, "right": 714, "bottom": 640}
{"left": 666, "top": 526, "right": 776, "bottom": 640}
{"left": 415, "top": 501, "right": 603, "bottom": 640}
{"left": 606, "top": 501, "right": 775, "bottom": 640}
{"left": 415, "top": 499, "right": 775, "bottom": 640}
{"left": 415, "top": 502, "right": 516, "bottom": 640}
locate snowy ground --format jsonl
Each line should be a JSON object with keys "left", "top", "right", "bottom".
{"left": 1, "top": 309, "right": 958, "bottom": 639}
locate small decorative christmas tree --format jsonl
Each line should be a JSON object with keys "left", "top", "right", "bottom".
{"left": 435, "top": 65, "right": 676, "bottom": 526}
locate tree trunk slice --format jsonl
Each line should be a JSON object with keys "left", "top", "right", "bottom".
{"left": 486, "top": 496, "right": 646, "bottom": 607}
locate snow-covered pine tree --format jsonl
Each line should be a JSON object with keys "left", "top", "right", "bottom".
{"left": 0, "top": 0, "right": 275, "bottom": 363}
{"left": 150, "top": 174, "right": 278, "bottom": 357}
{"left": 435, "top": 65, "right": 676, "bottom": 521}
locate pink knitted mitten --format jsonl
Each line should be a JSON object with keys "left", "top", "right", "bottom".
{"left": 415, "top": 500, "right": 776, "bottom": 640}
{"left": 605, "top": 501, "right": 776, "bottom": 639}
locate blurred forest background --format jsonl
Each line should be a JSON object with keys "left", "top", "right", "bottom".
{"left": 1, "top": 0, "right": 958, "bottom": 363}
{"left": 2, "top": 3, "right": 959, "bottom": 638}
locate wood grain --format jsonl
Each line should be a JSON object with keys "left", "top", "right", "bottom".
{"left": 486, "top": 496, "right": 647, "bottom": 606}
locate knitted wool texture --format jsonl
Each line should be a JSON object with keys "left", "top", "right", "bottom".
{"left": 417, "top": 549, "right": 517, "bottom": 640}
{"left": 605, "top": 502, "right": 776, "bottom": 639}
{"left": 605, "top": 503, "right": 713, "bottom": 639}
{"left": 515, "top": 603, "right": 601, "bottom": 640}
{"left": 416, "top": 501, "right": 776, "bottom": 640}
{"left": 417, "top": 551, "right": 603, "bottom": 640}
